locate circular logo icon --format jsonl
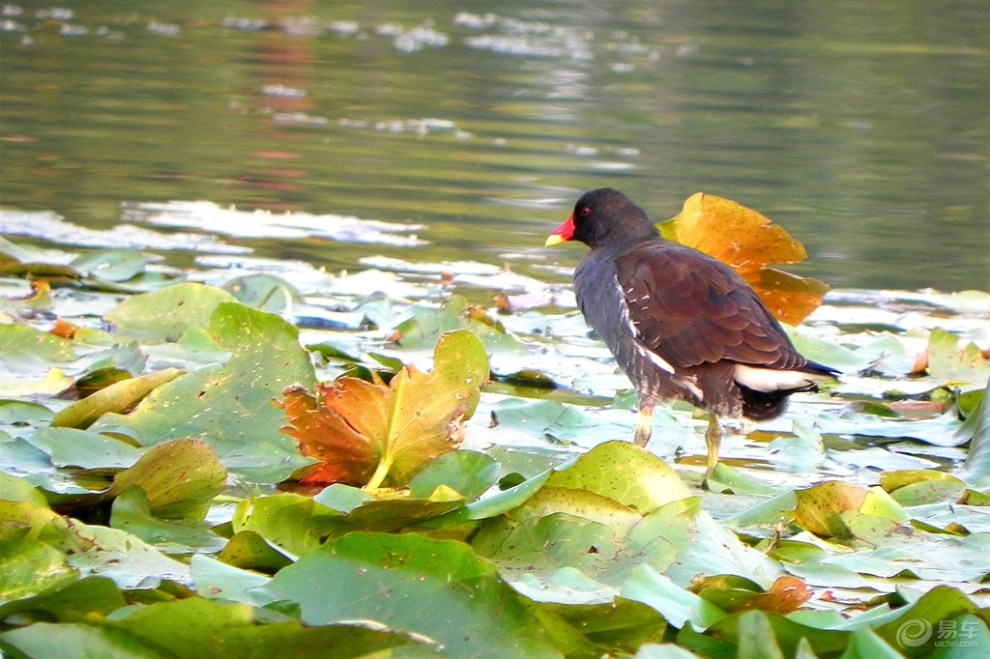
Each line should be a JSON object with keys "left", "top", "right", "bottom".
{"left": 896, "top": 619, "right": 933, "bottom": 648}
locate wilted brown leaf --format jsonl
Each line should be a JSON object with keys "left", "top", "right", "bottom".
{"left": 689, "top": 573, "right": 811, "bottom": 615}
{"left": 660, "top": 192, "right": 829, "bottom": 325}
{"left": 279, "top": 381, "right": 382, "bottom": 487}
{"left": 739, "top": 576, "right": 812, "bottom": 614}
{"left": 279, "top": 330, "right": 489, "bottom": 489}
{"left": 50, "top": 317, "right": 78, "bottom": 339}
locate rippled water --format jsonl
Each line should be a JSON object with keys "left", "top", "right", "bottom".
{"left": 2, "top": 1, "right": 988, "bottom": 291}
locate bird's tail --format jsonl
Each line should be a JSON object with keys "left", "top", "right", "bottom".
{"left": 738, "top": 381, "right": 817, "bottom": 421}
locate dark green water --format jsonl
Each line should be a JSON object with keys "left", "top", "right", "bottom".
{"left": 2, "top": 1, "right": 988, "bottom": 291}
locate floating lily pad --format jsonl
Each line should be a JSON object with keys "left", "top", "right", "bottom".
{"left": 110, "top": 486, "right": 227, "bottom": 553}
{"left": 71, "top": 250, "right": 148, "bottom": 283}
{"left": 392, "top": 294, "right": 527, "bottom": 353}
{"left": 105, "top": 283, "right": 237, "bottom": 342}
{"left": 546, "top": 441, "right": 692, "bottom": 513}
{"left": 263, "top": 532, "right": 574, "bottom": 658}
{"left": 107, "top": 439, "right": 226, "bottom": 520}
{"left": 51, "top": 368, "right": 185, "bottom": 430}
{"left": 231, "top": 494, "right": 342, "bottom": 557}
{"left": 0, "top": 204, "right": 988, "bottom": 658}
{"left": 280, "top": 330, "right": 489, "bottom": 488}
{"left": 224, "top": 274, "right": 301, "bottom": 316}
{"left": 0, "top": 324, "right": 76, "bottom": 370}
{"left": 92, "top": 301, "right": 317, "bottom": 483}
{"left": 622, "top": 565, "right": 725, "bottom": 630}
{"left": 0, "top": 576, "right": 125, "bottom": 626}
{"left": 0, "top": 526, "right": 77, "bottom": 601}
{"left": 27, "top": 427, "right": 143, "bottom": 470}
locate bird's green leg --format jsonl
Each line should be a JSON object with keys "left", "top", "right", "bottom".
{"left": 704, "top": 412, "right": 721, "bottom": 478}
{"left": 633, "top": 402, "right": 654, "bottom": 447}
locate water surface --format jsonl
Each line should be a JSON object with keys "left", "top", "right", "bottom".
{"left": 2, "top": 1, "right": 988, "bottom": 291}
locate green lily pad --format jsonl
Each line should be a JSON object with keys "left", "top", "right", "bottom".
{"left": 51, "top": 367, "right": 185, "bottom": 430}
{"left": 793, "top": 481, "right": 869, "bottom": 537}
{"left": 0, "top": 486, "right": 192, "bottom": 590}
{"left": 263, "top": 531, "right": 578, "bottom": 658}
{"left": 823, "top": 532, "right": 989, "bottom": 582}
{"left": 926, "top": 328, "right": 990, "bottom": 386}
{"left": 547, "top": 597, "right": 668, "bottom": 655}
{"left": 105, "top": 282, "right": 236, "bottom": 342}
{"left": 695, "top": 609, "right": 850, "bottom": 658}
{"left": 464, "top": 468, "right": 554, "bottom": 520}
{"left": 224, "top": 274, "right": 301, "bottom": 316}
{"left": 881, "top": 470, "right": 968, "bottom": 506}
{"left": 232, "top": 494, "right": 342, "bottom": 557}
{"left": 0, "top": 400, "right": 55, "bottom": 427}
{"left": 473, "top": 512, "right": 621, "bottom": 602}
{"left": 0, "top": 576, "right": 125, "bottom": 625}
{"left": 406, "top": 449, "right": 500, "bottom": 501}
{"left": 0, "top": 526, "right": 77, "bottom": 600}
{"left": 0, "top": 622, "right": 163, "bottom": 658}
{"left": 818, "top": 409, "right": 969, "bottom": 447}
{"left": 61, "top": 521, "right": 192, "bottom": 588}
{"left": 874, "top": 585, "right": 986, "bottom": 655}
{"left": 71, "top": 250, "right": 147, "bottom": 282}
{"left": 393, "top": 294, "right": 527, "bottom": 354}
{"left": 27, "top": 427, "right": 143, "bottom": 470}
{"left": 108, "top": 439, "right": 226, "bottom": 520}
{"left": 0, "top": 324, "right": 76, "bottom": 369}
{"left": 110, "top": 486, "right": 227, "bottom": 553}
{"left": 0, "top": 598, "right": 429, "bottom": 659}
{"left": 622, "top": 564, "right": 725, "bottom": 630}
{"left": 0, "top": 438, "right": 61, "bottom": 488}
{"left": 191, "top": 553, "right": 274, "bottom": 605}
{"left": 120, "top": 598, "right": 431, "bottom": 657}
{"left": 213, "top": 531, "right": 292, "bottom": 574}
{"left": 313, "top": 487, "right": 466, "bottom": 533}
{"left": 92, "top": 302, "right": 318, "bottom": 483}
{"left": 546, "top": 441, "right": 692, "bottom": 514}
{"left": 488, "top": 397, "right": 633, "bottom": 444}
{"left": 0, "top": 367, "right": 75, "bottom": 397}
{"left": 959, "top": 376, "right": 989, "bottom": 486}
{"left": 0, "top": 471, "right": 49, "bottom": 505}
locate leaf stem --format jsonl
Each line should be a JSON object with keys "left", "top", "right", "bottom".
{"left": 364, "top": 456, "right": 392, "bottom": 490}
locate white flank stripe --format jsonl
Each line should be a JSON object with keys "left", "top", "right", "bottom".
{"left": 733, "top": 365, "right": 814, "bottom": 392}
{"left": 642, "top": 348, "right": 674, "bottom": 375}
{"left": 617, "top": 275, "right": 676, "bottom": 375}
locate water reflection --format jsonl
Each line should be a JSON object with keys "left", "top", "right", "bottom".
{"left": 1, "top": 1, "right": 987, "bottom": 291}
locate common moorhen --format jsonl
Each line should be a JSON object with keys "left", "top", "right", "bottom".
{"left": 546, "top": 188, "right": 839, "bottom": 474}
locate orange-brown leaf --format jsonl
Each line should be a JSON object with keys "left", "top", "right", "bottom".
{"left": 278, "top": 382, "right": 379, "bottom": 486}
{"left": 739, "top": 576, "right": 812, "bottom": 614}
{"left": 749, "top": 267, "right": 831, "bottom": 326}
{"left": 660, "top": 192, "right": 828, "bottom": 325}
{"left": 279, "top": 330, "right": 489, "bottom": 489}
{"left": 50, "top": 317, "right": 79, "bottom": 339}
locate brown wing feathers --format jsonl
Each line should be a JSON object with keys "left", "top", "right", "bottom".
{"left": 615, "top": 243, "right": 802, "bottom": 372}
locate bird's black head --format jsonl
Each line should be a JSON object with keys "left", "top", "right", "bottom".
{"left": 547, "top": 188, "right": 660, "bottom": 249}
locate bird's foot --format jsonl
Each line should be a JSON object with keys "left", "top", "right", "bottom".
{"left": 633, "top": 404, "right": 654, "bottom": 447}
{"left": 704, "top": 413, "right": 721, "bottom": 479}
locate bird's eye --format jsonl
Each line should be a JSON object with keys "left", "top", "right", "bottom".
{"left": 579, "top": 206, "right": 592, "bottom": 218}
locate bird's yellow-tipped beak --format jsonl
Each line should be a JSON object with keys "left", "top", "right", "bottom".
{"left": 545, "top": 214, "right": 576, "bottom": 247}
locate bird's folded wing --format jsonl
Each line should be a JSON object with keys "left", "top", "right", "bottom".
{"left": 614, "top": 242, "right": 807, "bottom": 371}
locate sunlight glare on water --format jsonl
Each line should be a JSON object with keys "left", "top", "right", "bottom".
{"left": 1, "top": 1, "right": 988, "bottom": 291}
